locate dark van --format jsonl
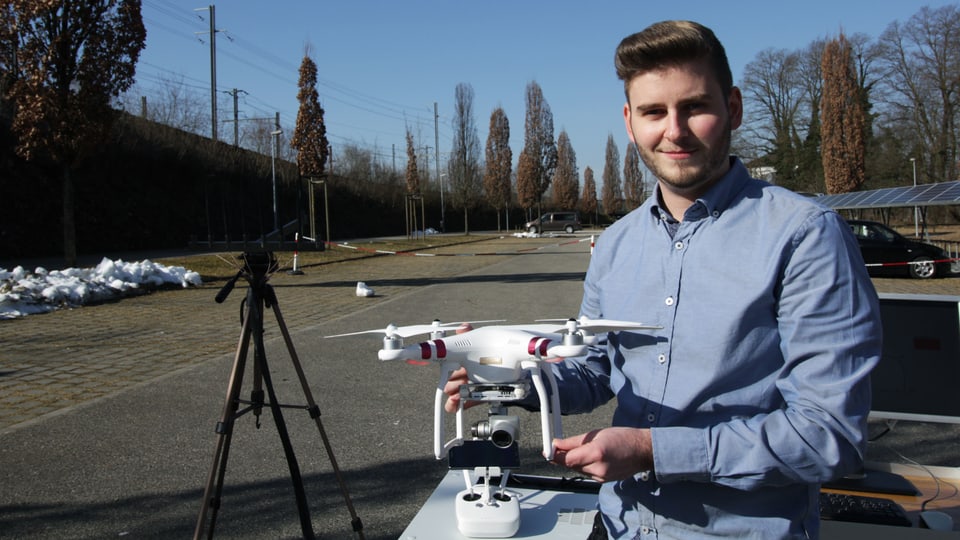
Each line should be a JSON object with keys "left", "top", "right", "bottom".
{"left": 524, "top": 212, "right": 582, "bottom": 234}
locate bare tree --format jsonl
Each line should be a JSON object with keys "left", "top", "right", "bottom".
{"left": 516, "top": 81, "right": 557, "bottom": 217}
{"left": 552, "top": 130, "right": 579, "bottom": 210}
{"left": 118, "top": 75, "right": 208, "bottom": 135}
{"left": 601, "top": 134, "right": 623, "bottom": 216}
{"left": 580, "top": 166, "right": 598, "bottom": 225}
{"left": 623, "top": 142, "right": 644, "bottom": 210}
{"left": 795, "top": 39, "right": 827, "bottom": 192}
{"left": 821, "top": 32, "right": 866, "bottom": 194}
{"left": 447, "top": 82, "right": 483, "bottom": 233}
{"left": 845, "top": 32, "right": 894, "bottom": 185}
{"left": 741, "top": 48, "right": 805, "bottom": 187}
{"left": 876, "top": 5, "right": 960, "bottom": 183}
{"left": 3, "top": 0, "right": 146, "bottom": 265}
{"left": 483, "top": 107, "right": 512, "bottom": 230}
{"left": 291, "top": 53, "right": 329, "bottom": 180}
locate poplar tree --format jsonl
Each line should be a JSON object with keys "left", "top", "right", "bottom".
{"left": 516, "top": 147, "right": 539, "bottom": 216}
{"left": 2, "top": 0, "right": 146, "bottom": 265}
{"left": 516, "top": 81, "right": 557, "bottom": 217}
{"left": 404, "top": 129, "right": 419, "bottom": 194}
{"left": 601, "top": 134, "right": 623, "bottom": 215}
{"left": 821, "top": 32, "right": 865, "bottom": 194}
{"left": 623, "top": 142, "right": 644, "bottom": 210}
{"left": 447, "top": 82, "right": 482, "bottom": 233}
{"left": 291, "top": 54, "right": 329, "bottom": 180}
{"left": 580, "top": 166, "right": 598, "bottom": 225}
{"left": 483, "top": 107, "right": 512, "bottom": 230}
{"left": 552, "top": 130, "right": 579, "bottom": 210}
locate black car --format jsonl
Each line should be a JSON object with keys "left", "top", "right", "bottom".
{"left": 846, "top": 219, "right": 952, "bottom": 279}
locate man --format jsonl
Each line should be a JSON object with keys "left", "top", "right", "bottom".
{"left": 447, "top": 20, "right": 881, "bottom": 539}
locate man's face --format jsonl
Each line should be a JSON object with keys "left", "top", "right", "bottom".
{"left": 623, "top": 59, "right": 742, "bottom": 198}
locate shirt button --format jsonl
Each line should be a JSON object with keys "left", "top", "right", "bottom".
{"left": 658, "top": 354, "right": 666, "bottom": 364}
{"left": 674, "top": 241, "right": 684, "bottom": 250}
{"left": 665, "top": 296, "right": 674, "bottom": 306}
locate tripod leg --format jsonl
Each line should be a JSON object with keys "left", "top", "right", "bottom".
{"left": 267, "top": 285, "right": 366, "bottom": 539}
{"left": 194, "top": 291, "right": 255, "bottom": 540}
{"left": 253, "top": 332, "right": 317, "bottom": 540}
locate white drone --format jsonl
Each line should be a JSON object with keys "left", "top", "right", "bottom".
{"left": 328, "top": 317, "right": 658, "bottom": 537}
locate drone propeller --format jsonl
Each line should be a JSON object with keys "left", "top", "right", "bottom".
{"left": 326, "top": 319, "right": 506, "bottom": 339}
{"left": 536, "top": 316, "right": 661, "bottom": 334}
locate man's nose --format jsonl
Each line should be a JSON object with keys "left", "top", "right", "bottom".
{"left": 664, "top": 111, "right": 689, "bottom": 140}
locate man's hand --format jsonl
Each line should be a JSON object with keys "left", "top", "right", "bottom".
{"left": 442, "top": 366, "right": 471, "bottom": 413}
{"left": 551, "top": 427, "right": 654, "bottom": 483}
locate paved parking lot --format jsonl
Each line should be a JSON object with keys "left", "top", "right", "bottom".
{"left": 1, "top": 233, "right": 958, "bottom": 538}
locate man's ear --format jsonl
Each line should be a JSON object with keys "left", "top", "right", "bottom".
{"left": 728, "top": 86, "right": 743, "bottom": 130}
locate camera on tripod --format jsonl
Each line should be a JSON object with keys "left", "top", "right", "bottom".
{"left": 239, "top": 251, "right": 277, "bottom": 279}
{"left": 196, "top": 249, "right": 364, "bottom": 540}
{"left": 215, "top": 251, "right": 279, "bottom": 304}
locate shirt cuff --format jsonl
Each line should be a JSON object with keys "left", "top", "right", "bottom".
{"left": 651, "top": 426, "right": 712, "bottom": 483}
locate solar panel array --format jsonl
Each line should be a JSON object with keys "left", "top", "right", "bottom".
{"left": 816, "top": 181, "right": 960, "bottom": 210}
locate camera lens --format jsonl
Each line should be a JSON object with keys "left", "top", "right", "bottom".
{"left": 490, "top": 429, "right": 513, "bottom": 448}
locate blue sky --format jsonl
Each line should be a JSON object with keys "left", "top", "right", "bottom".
{"left": 133, "top": 0, "right": 954, "bottom": 180}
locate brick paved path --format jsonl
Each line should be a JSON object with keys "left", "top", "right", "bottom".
{"left": 0, "top": 236, "right": 585, "bottom": 433}
{"left": 2, "top": 234, "right": 958, "bottom": 434}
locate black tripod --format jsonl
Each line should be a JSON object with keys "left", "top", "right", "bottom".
{"left": 194, "top": 252, "right": 364, "bottom": 540}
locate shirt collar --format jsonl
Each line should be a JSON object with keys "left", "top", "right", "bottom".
{"left": 648, "top": 156, "right": 750, "bottom": 223}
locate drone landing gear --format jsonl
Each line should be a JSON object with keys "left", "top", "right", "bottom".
{"left": 193, "top": 253, "right": 364, "bottom": 540}
{"left": 456, "top": 467, "right": 521, "bottom": 538}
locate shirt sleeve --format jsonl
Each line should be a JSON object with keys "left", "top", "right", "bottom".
{"left": 651, "top": 211, "right": 882, "bottom": 489}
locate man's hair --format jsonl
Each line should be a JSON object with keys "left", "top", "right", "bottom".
{"left": 615, "top": 20, "right": 733, "bottom": 100}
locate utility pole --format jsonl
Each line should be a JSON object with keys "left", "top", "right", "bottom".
{"left": 223, "top": 88, "right": 247, "bottom": 146}
{"left": 421, "top": 145, "right": 431, "bottom": 183}
{"left": 435, "top": 101, "right": 443, "bottom": 231}
{"left": 196, "top": 5, "right": 221, "bottom": 142}
{"left": 272, "top": 128, "right": 283, "bottom": 232}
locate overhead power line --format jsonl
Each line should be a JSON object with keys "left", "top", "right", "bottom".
{"left": 138, "top": 1, "right": 454, "bottom": 157}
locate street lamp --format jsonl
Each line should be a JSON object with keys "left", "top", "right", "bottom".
{"left": 911, "top": 157, "right": 918, "bottom": 237}
{"left": 271, "top": 129, "right": 283, "bottom": 233}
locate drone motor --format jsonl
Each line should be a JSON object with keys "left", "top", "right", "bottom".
{"left": 381, "top": 334, "right": 404, "bottom": 350}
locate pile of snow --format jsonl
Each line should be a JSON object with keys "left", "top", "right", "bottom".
{"left": 0, "top": 257, "right": 202, "bottom": 320}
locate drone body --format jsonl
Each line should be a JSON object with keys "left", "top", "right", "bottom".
{"left": 328, "top": 317, "right": 659, "bottom": 460}
{"left": 327, "top": 317, "right": 659, "bottom": 538}
{"left": 379, "top": 324, "right": 589, "bottom": 383}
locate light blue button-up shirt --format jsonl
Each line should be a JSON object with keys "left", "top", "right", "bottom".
{"left": 550, "top": 158, "right": 882, "bottom": 539}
